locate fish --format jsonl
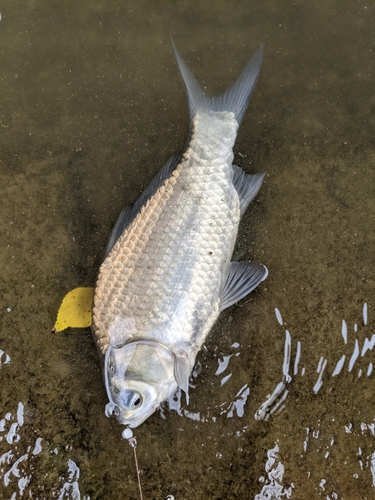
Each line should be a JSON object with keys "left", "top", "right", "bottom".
{"left": 91, "top": 42, "right": 268, "bottom": 429}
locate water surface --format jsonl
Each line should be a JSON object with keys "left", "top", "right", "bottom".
{"left": 0, "top": 1, "right": 374, "bottom": 498}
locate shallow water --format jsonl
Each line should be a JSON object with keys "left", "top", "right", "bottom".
{"left": 0, "top": 1, "right": 374, "bottom": 498}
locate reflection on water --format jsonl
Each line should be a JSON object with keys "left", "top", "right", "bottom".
{"left": 256, "top": 302, "right": 372, "bottom": 421}
{"left": 154, "top": 300, "right": 374, "bottom": 496}
{"left": 0, "top": 350, "right": 11, "bottom": 367}
{"left": 163, "top": 341, "right": 251, "bottom": 425}
{"left": 1, "top": 301, "right": 374, "bottom": 497}
{"left": 254, "top": 443, "right": 294, "bottom": 499}
{"left": 252, "top": 301, "right": 375, "bottom": 496}
{"left": 0, "top": 353, "right": 89, "bottom": 499}
{"left": 298, "top": 417, "right": 375, "bottom": 496}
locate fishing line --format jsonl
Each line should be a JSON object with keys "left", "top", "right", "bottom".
{"left": 123, "top": 428, "right": 144, "bottom": 500}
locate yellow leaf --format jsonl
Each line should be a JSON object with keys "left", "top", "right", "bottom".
{"left": 53, "top": 287, "right": 94, "bottom": 332}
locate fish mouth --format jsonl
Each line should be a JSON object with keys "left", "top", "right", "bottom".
{"left": 105, "top": 395, "right": 158, "bottom": 428}
{"left": 116, "top": 410, "right": 154, "bottom": 428}
{"left": 105, "top": 381, "right": 160, "bottom": 426}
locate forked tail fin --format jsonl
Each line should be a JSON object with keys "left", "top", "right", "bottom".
{"left": 172, "top": 41, "right": 263, "bottom": 125}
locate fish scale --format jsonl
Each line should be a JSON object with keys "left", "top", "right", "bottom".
{"left": 93, "top": 111, "right": 240, "bottom": 355}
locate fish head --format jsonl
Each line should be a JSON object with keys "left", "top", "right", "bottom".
{"left": 104, "top": 340, "right": 177, "bottom": 428}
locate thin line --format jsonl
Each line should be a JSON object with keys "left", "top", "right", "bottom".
{"left": 133, "top": 445, "right": 144, "bottom": 500}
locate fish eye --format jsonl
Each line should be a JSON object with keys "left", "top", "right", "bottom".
{"left": 119, "top": 390, "right": 143, "bottom": 410}
{"left": 133, "top": 396, "right": 142, "bottom": 408}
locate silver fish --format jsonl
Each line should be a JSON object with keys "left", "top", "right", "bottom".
{"left": 92, "top": 42, "right": 268, "bottom": 429}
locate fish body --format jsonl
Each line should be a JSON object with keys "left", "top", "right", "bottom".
{"left": 92, "top": 43, "right": 268, "bottom": 429}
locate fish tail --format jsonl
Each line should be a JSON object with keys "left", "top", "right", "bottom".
{"left": 172, "top": 41, "right": 263, "bottom": 125}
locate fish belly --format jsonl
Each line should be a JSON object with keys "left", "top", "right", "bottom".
{"left": 92, "top": 110, "right": 240, "bottom": 358}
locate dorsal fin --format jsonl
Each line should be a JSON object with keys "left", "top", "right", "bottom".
{"left": 104, "top": 154, "right": 181, "bottom": 259}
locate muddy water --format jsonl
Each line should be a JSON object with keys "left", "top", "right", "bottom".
{"left": 0, "top": 1, "right": 374, "bottom": 498}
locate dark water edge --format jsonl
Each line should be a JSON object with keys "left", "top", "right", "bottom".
{"left": 0, "top": 1, "right": 374, "bottom": 498}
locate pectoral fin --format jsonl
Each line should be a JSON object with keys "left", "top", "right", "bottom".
{"left": 220, "top": 262, "right": 268, "bottom": 311}
{"left": 174, "top": 353, "right": 191, "bottom": 404}
{"left": 53, "top": 287, "right": 94, "bottom": 332}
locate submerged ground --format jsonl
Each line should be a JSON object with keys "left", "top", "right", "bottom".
{"left": 0, "top": 1, "right": 374, "bottom": 498}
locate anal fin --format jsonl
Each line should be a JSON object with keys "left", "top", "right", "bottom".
{"left": 220, "top": 261, "right": 268, "bottom": 311}
{"left": 233, "top": 165, "right": 265, "bottom": 217}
